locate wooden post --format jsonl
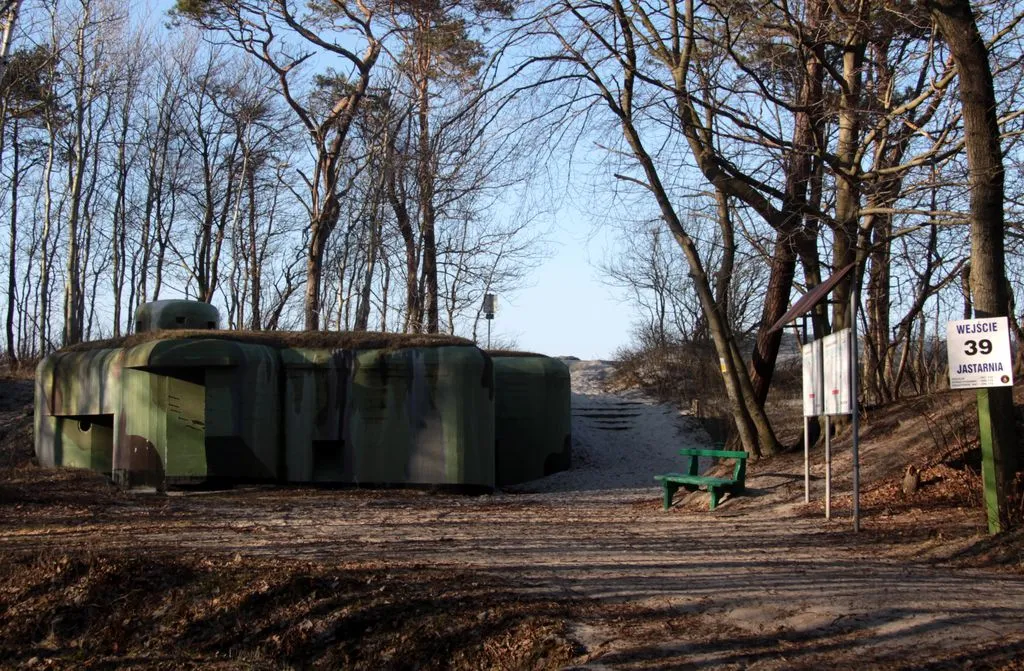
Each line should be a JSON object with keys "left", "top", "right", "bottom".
{"left": 977, "top": 388, "right": 1011, "bottom": 534}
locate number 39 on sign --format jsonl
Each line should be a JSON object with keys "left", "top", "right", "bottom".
{"left": 946, "top": 317, "right": 1014, "bottom": 390}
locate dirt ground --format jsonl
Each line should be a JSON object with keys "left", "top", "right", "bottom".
{"left": 3, "top": 368, "right": 1024, "bottom": 670}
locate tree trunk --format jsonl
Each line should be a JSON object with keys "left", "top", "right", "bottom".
{"left": 830, "top": 12, "right": 868, "bottom": 333}
{"left": 960, "top": 263, "right": 973, "bottom": 319}
{"left": 387, "top": 146, "right": 421, "bottom": 332}
{"left": 0, "top": 2, "right": 22, "bottom": 85}
{"left": 247, "top": 165, "right": 262, "bottom": 330}
{"left": 618, "top": 92, "right": 777, "bottom": 456}
{"left": 5, "top": 116, "right": 18, "bottom": 360}
{"left": 416, "top": 55, "right": 439, "bottom": 334}
{"left": 304, "top": 216, "right": 331, "bottom": 331}
{"left": 666, "top": 0, "right": 783, "bottom": 455}
{"left": 111, "top": 103, "right": 130, "bottom": 337}
{"left": 355, "top": 201, "right": 382, "bottom": 332}
{"left": 748, "top": 224, "right": 800, "bottom": 407}
{"left": 712, "top": 189, "right": 733, "bottom": 329}
{"left": 864, "top": 210, "right": 892, "bottom": 404}
{"left": 63, "top": 124, "right": 86, "bottom": 344}
{"left": 39, "top": 125, "right": 56, "bottom": 353}
{"left": 746, "top": 0, "right": 822, "bottom": 406}
{"left": 925, "top": 0, "right": 1018, "bottom": 528}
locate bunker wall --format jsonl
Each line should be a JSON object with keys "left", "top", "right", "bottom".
{"left": 281, "top": 348, "right": 349, "bottom": 482}
{"left": 493, "top": 356, "right": 572, "bottom": 486}
{"left": 342, "top": 346, "right": 494, "bottom": 488}
{"left": 36, "top": 333, "right": 500, "bottom": 492}
{"left": 114, "top": 339, "right": 279, "bottom": 488}
{"left": 34, "top": 349, "right": 122, "bottom": 472}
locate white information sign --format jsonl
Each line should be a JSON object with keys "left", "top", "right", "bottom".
{"left": 822, "top": 328, "right": 852, "bottom": 415}
{"left": 802, "top": 340, "right": 823, "bottom": 417}
{"left": 946, "top": 317, "right": 1014, "bottom": 390}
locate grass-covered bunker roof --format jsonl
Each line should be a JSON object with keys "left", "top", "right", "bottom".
{"left": 485, "top": 350, "right": 550, "bottom": 358}
{"left": 62, "top": 330, "right": 475, "bottom": 353}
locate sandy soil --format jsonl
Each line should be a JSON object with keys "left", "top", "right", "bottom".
{"left": 2, "top": 362, "right": 1023, "bottom": 669}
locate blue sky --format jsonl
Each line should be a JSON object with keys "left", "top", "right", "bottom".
{"left": 493, "top": 212, "right": 632, "bottom": 360}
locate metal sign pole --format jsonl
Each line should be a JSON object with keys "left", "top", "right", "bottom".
{"left": 804, "top": 416, "right": 810, "bottom": 503}
{"left": 802, "top": 317, "right": 811, "bottom": 504}
{"left": 814, "top": 332, "right": 824, "bottom": 505}
{"left": 850, "top": 281, "right": 861, "bottom": 532}
{"left": 765, "top": 263, "right": 858, "bottom": 529}
{"left": 482, "top": 293, "right": 496, "bottom": 350}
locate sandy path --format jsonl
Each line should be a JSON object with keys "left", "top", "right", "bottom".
{"left": 3, "top": 361, "right": 1023, "bottom": 667}
{"left": 7, "top": 491, "right": 1019, "bottom": 666}
{"left": 508, "top": 359, "right": 710, "bottom": 493}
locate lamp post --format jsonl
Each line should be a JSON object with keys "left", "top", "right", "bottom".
{"left": 482, "top": 293, "right": 496, "bottom": 349}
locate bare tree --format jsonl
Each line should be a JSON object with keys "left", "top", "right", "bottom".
{"left": 1, "top": 42, "right": 50, "bottom": 357}
{"left": 175, "top": 0, "right": 381, "bottom": 330}
{"left": 521, "top": 0, "right": 785, "bottom": 455}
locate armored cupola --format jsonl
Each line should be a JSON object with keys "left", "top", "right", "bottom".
{"left": 133, "top": 300, "right": 220, "bottom": 333}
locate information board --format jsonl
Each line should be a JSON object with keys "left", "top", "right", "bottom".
{"left": 802, "top": 340, "right": 823, "bottom": 417}
{"left": 822, "top": 328, "right": 852, "bottom": 415}
{"left": 946, "top": 317, "right": 1014, "bottom": 390}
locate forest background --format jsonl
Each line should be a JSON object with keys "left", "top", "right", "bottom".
{"left": 2, "top": 0, "right": 1024, "bottom": 456}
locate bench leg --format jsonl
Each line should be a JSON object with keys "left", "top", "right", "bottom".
{"left": 662, "top": 482, "right": 679, "bottom": 510}
{"left": 709, "top": 486, "right": 720, "bottom": 510}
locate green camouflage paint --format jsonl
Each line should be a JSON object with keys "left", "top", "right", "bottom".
{"left": 35, "top": 312, "right": 500, "bottom": 491}
{"left": 34, "top": 349, "right": 122, "bottom": 473}
{"left": 285, "top": 346, "right": 495, "bottom": 488}
{"left": 116, "top": 338, "right": 280, "bottom": 487}
{"left": 35, "top": 302, "right": 570, "bottom": 492}
{"left": 281, "top": 347, "right": 350, "bottom": 482}
{"left": 492, "top": 355, "right": 572, "bottom": 486}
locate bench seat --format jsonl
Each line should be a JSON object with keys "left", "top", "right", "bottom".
{"left": 655, "top": 448, "right": 748, "bottom": 510}
{"left": 655, "top": 474, "right": 735, "bottom": 487}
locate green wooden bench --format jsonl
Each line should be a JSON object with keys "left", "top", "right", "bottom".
{"left": 654, "top": 448, "right": 748, "bottom": 510}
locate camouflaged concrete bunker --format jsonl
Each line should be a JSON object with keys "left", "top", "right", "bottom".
{"left": 35, "top": 302, "right": 279, "bottom": 488}
{"left": 491, "top": 353, "right": 572, "bottom": 486}
{"left": 282, "top": 345, "right": 494, "bottom": 488}
{"left": 35, "top": 301, "right": 497, "bottom": 490}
